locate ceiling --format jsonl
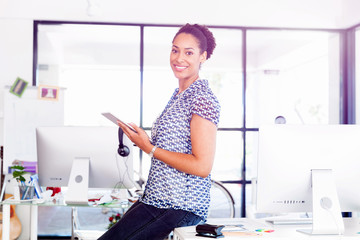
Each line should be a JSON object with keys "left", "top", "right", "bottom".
{"left": 5, "top": 0, "right": 359, "bottom": 72}
{"left": 1, "top": 0, "right": 360, "bottom": 29}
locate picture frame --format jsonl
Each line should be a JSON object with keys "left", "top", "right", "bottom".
{"left": 10, "top": 77, "right": 28, "bottom": 97}
{"left": 38, "top": 85, "right": 60, "bottom": 101}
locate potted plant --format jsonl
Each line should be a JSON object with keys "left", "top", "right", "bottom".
{"left": 10, "top": 165, "right": 34, "bottom": 199}
{"left": 10, "top": 165, "right": 29, "bottom": 183}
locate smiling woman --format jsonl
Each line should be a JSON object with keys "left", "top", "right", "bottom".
{"left": 99, "top": 23, "right": 221, "bottom": 240}
{"left": 170, "top": 24, "right": 216, "bottom": 88}
{"left": 170, "top": 33, "right": 207, "bottom": 89}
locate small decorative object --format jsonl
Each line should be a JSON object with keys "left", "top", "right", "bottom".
{"left": 10, "top": 77, "right": 28, "bottom": 97}
{"left": 107, "top": 213, "right": 122, "bottom": 229}
{"left": 38, "top": 85, "right": 60, "bottom": 101}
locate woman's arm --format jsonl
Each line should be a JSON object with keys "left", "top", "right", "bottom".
{"left": 118, "top": 114, "right": 217, "bottom": 178}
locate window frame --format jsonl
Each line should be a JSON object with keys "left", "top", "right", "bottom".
{"left": 33, "top": 21, "right": 356, "bottom": 218}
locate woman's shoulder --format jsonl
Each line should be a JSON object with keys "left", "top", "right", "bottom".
{"left": 187, "top": 79, "right": 216, "bottom": 97}
{"left": 193, "top": 80, "right": 220, "bottom": 105}
{"left": 188, "top": 80, "right": 221, "bottom": 125}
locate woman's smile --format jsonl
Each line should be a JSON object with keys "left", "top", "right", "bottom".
{"left": 173, "top": 64, "right": 188, "bottom": 71}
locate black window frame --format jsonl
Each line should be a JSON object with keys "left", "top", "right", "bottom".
{"left": 33, "top": 20, "right": 358, "bottom": 217}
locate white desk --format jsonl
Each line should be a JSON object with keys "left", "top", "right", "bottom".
{"left": 1, "top": 199, "right": 130, "bottom": 240}
{"left": 173, "top": 218, "right": 360, "bottom": 239}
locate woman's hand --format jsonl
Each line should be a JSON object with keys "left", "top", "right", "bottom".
{"left": 117, "top": 121, "right": 154, "bottom": 154}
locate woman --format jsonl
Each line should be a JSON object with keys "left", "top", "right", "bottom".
{"left": 98, "top": 23, "right": 221, "bottom": 240}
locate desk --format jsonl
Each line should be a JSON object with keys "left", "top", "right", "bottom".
{"left": 1, "top": 198, "right": 130, "bottom": 240}
{"left": 173, "top": 218, "right": 360, "bottom": 239}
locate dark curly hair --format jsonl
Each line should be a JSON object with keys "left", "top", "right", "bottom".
{"left": 173, "top": 23, "right": 216, "bottom": 60}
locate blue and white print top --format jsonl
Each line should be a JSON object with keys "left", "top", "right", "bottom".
{"left": 140, "top": 79, "right": 221, "bottom": 220}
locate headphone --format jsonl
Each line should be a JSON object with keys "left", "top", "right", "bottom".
{"left": 118, "top": 127, "right": 130, "bottom": 157}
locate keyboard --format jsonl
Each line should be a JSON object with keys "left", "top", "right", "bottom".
{"left": 266, "top": 218, "right": 312, "bottom": 225}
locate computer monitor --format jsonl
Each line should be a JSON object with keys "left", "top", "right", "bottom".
{"left": 36, "top": 126, "right": 134, "bottom": 204}
{"left": 256, "top": 124, "right": 360, "bottom": 235}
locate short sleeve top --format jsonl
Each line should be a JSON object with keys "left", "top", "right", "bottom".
{"left": 140, "top": 79, "right": 221, "bottom": 220}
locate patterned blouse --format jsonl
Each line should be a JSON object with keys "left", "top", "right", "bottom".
{"left": 140, "top": 79, "right": 221, "bottom": 220}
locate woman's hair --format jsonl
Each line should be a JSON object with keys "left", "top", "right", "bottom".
{"left": 173, "top": 23, "right": 216, "bottom": 60}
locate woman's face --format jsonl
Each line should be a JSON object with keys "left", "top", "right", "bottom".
{"left": 170, "top": 33, "right": 207, "bottom": 82}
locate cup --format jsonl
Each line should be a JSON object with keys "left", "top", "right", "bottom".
{"left": 19, "top": 185, "right": 35, "bottom": 200}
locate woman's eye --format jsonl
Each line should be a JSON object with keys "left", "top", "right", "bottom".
{"left": 186, "top": 51, "right": 193, "bottom": 56}
{"left": 171, "top": 49, "right": 178, "bottom": 54}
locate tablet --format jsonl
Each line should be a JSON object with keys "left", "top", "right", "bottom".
{"left": 101, "top": 112, "right": 137, "bottom": 133}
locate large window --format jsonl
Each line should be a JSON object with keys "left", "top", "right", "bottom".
{"left": 37, "top": 24, "right": 141, "bottom": 126}
{"left": 245, "top": 29, "right": 341, "bottom": 188}
{"left": 35, "top": 21, "right": 346, "bottom": 236}
{"left": 246, "top": 30, "right": 340, "bottom": 127}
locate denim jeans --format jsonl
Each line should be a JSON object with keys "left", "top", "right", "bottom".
{"left": 97, "top": 201, "right": 202, "bottom": 240}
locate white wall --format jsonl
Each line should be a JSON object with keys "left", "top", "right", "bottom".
{"left": 0, "top": 19, "right": 33, "bottom": 145}
{"left": 1, "top": 0, "right": 360, "bottom": 144}
{"left": 0, "top": 1, "right": 359, "bottom": 239}
{"left": 1, "top": 0, "right": 359, "bottom": 28}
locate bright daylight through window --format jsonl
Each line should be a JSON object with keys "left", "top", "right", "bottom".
{"left": 36, "top": 23, "right": 341, "bottom": 236}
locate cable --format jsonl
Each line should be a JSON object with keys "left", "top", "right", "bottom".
{"left": 114, "top": 152, "right": 137, "bottom": 190}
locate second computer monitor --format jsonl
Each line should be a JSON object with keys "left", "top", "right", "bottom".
{"left": 37, "top": 126, "right": 134, "bottom": 190}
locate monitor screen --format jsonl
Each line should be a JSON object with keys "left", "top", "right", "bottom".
{"left": 36, "top": 126, "right": 134, "bottom": 191}
{"left": 256, "top": 124, "right": 360, "bottom": 234}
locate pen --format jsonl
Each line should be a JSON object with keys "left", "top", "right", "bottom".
{"left": 21, "top": 185, "right": 29, "bottom": 200}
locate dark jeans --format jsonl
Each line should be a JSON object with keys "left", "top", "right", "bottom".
{"left": 97, "top": 201, "right": 202, "bottom": 240}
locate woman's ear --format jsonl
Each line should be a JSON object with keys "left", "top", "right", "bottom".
{"left": 200, "top": 51, "right": 207, "bottom": 63}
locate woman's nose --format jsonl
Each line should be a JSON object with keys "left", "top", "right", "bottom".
{"left": 175, "top": 52, "right": 185, "bottom": 63}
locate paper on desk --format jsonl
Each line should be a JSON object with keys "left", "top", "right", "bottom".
{"left": 222, "top": 225, "right": 247, "bottom": 232}
{"left": 207, "top": 219, "right": 245, "bottom": 226}
{"left": 223, "top": 232, "right": 262, "bottom": 237}
{"left": 95, "top": 193, "right": 113, "bottom": 204}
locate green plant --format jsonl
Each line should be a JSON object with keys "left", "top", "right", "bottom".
{"left": 10, "top": 165, "right": 29, "bottom": 183}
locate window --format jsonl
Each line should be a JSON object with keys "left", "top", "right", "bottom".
{"left": 35, "top": 22, "right": 345, "bottom": 235}
{"left": 245, "top": 30, "right": 341, "bottom": 211}
{"left": 246, "top": 30, "right": 340, "bottom": 127}
{"left": 37, "top": 24, "right": 141, "bottom": 127}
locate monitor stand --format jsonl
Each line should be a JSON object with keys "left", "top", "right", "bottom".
{"left": 297, "top": 169, "right": 344, "bottom": 235}
{"left": 65, "top": 157, "right": 89, "bottom": 205}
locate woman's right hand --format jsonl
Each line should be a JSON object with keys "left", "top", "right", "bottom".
{"left": 117, "top": 121, "right": 154, "bottom": 155}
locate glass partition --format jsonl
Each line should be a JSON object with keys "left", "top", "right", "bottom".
{"left": 143, "top": 26, "right": 179, "bottom": 127}
{"left": 246, "top": 30, "right": 340, "bottom": 127}
{"left": 34, "top": 22, "right": 345, "bottom": 230}
{"left": 37, "top": 24, "right": 141, "bottom": 127}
